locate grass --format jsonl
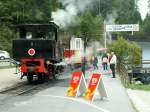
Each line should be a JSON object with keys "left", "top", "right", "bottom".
{"left": 128, "top": 83, "right": 150, "bottom": 91}
{"left": 0, "top": 65, "right": 15, "bottom": 69}
{"left": 122, "top": 79, "right": 150, "bottom": 91}
{"left": 119, "top": 74, "right": 150, "bottom": 91}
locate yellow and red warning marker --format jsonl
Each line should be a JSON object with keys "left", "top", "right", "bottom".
{"left": 66, "top": 71, "right": 86, "bottom": 97}
{"left": 84, "top": 73, "right": 108, "bottom": 102}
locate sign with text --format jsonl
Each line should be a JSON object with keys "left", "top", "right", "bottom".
{"left": 106, "top": 24, "right": 139, "bottom": 32}
{"left": 66, "top": 71, "right": 86, "bottom": 97}
{"left": 84, "top": 73, "right": 108, "bottom": 102}
{"left": 84, "top": 73, "right": 101, "bottom": 101}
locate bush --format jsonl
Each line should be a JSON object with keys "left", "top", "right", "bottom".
{"left": 108, "top": 37, "right": 141, "bottom": 69}
{"left": 0, "top": 24, "right": 15, "bottom": 54}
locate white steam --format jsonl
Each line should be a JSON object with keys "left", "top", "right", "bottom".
{"left": 105, "top": 11, "right": 118, "bottom": 44}
{"left": 88, "top": 41, "right": 101, "bottom": 56}
{"left": 52, "top": 4, "right": 77, "bottom": 27}
{"left": 105, "top": 11, "right": 118, "bottom": 24}
{"left": 52, "top": 0, "right": 94, "bottom": 28}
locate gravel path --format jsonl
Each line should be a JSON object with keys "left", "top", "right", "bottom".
{"left": 0, "top": 68, "right": 26, "bottom": 90}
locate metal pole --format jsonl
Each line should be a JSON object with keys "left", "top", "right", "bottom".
{"left": 82, "top": 36, "right": 86, "bottom": 76}
{"left": 104, "top": 33, "right": 107, "bottom": 48}
{"left": 104, "top": 20, "right": 107, "bottom": 48}
{"left": 69, "top": 37, "right": 73, "bottom": 71}
{"left": 99, "top": 0, "right": 107, "bottom": 48}
{"left": 99, "top": 0, "right": 101, "bottom": 14}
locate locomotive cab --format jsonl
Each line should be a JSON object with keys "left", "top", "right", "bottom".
{"left": 12, "top": 22, "right": 64, "bottom": 83}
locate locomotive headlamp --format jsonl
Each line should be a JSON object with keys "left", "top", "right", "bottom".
{"left": 28, "top": 48, "right": 35, "bottom": 56}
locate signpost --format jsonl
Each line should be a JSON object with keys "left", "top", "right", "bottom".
{"left": 106, "top": 24, "right": 139, "bottom": 32}
{"left": 104, "top": 24, "right": 139, "bottom": 48}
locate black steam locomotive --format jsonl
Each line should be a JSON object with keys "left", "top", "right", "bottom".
{"left": 12, "top": 22, "right": 64, "bottom": 83}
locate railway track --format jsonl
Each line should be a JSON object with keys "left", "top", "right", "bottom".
{"left": 0, "top": 83, "right": 41, "bottom": 96}
{"left": 0, "top": 80, "right": 58, "bottom": 96}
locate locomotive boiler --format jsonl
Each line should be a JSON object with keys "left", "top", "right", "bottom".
{"left": 12, "top": 22, "right": 64, "bottom": 83}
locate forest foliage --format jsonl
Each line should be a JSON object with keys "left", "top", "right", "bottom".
{"left": 0, "top": 0, "right": 149, "bottom": 56}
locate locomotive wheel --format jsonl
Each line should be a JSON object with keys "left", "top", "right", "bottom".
{"left": 27, "top": 73, "right": 33, "bottom": 83}
{"left": 52, "top": 73, "right": 60, "bottom": 81}
{"left": 43, "top": 75, "right": 49, "bottom": 82}
{"left": 38, "top": 73, "right": 44, "bottom": 83}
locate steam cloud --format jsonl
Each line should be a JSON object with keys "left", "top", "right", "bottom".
{"left": 105, "top": 11, "right": 118, "bottom": 24}
{"left": 52, "top": 0, "right": 94, "bottom": 28}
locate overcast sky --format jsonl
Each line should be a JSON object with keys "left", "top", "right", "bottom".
{"left": 138, "top": 0, "right": 149, "bottom": 20}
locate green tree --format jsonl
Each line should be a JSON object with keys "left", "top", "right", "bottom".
{"left": 108, "top": 37, "right": 141, "bottom": 70}
{"left": 68, "top": 11, "right": 103, "bottom": 42}
{"left": 0, "top": 0, "right": 60, "bottom": 52}
{"left": 91, "top": 0, "right": 141, "bottom": 24}
{"left": 143, "top": 15, "right": 150, "bottom": 36}
{"left": 0, "top": 25, "right": 15, "bottom": 52}
{"left": 0, "top": 0, "right": 59, "bottom": 22}
{"left": 116, "top": 0, "right": 141, "bottom": 24}
{"left": 128, "top": 42, "right": 142, "bottom": 67}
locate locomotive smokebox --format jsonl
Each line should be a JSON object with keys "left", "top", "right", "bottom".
{"left": 12, "top": 39, "right": 56, "bottom": 61}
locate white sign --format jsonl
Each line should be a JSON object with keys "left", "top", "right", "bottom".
{"left": 106, "top": 24, "right": 139, "bottom": 32}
